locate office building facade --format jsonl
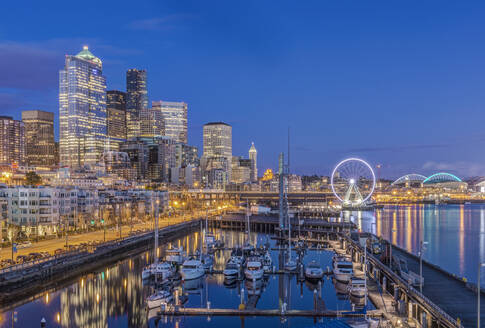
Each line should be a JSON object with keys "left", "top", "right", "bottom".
{"left": 126, "top": 69, "right": 148, "bottom": 139}
{"left": 59, "top": 46, "right": 107, "bottom": 168}
{"left": 22, "top": 110, "right": 55, "bottom": 166}
{"left": 202, "top": 122, "right": 232, "bottom": 187}
{"left": 249, "top": 142, "right": 258, "bottom": 182}
{"left": 152, "top": 100, "right": 188, "bottom": 144}
{"left": 107, "top": 90, "right": 127, "bottom": 150}
{"left": 0, "top": 116, "right": 25, "bottom": 167}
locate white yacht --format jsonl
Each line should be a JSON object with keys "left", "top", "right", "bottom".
{"left": 146, "top": 290, "right": 173, "bottom": 309}
{"left": 305, "top": 260, "right": 324, "bottom": 280}
{"left": 180, "top": 259, "right": 205, "bottom": 280}
{"left": 223, "top": 258, "right": 242, "bottom": 277}
{"left": 142, "top": 261, "right": 174, "bottom": 281}
{"left": 165, "top": 246, "right": 186, "bottom": 265}
{"left": 348, "top": 277, "right": 367, "bottom": 298}
{"left": 333, "top": 258, "right": 353, "bottom": 282}
{"left": 152, "top": 262, "right": 175, "bottom": 280}
{"left": 244, "top": 256, "right": 264, "bottom": 280}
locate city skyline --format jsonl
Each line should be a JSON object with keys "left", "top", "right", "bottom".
{"left": 1, "top": 1, "right": 485, "bottom": 177}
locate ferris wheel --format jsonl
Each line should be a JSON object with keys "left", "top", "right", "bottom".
{"left": 331, "top": 158, "right": 376, "bottom": 206}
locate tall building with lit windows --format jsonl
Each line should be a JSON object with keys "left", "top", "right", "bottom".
{"left": 201, "top": 122, "right": 232, "bottom": 187}
{"left": 59, "top": 46, "right": 107, "bottom": 168}
{"left": 0, "top": 116, "right": 24, "bottom": 167}
{"left": 22, "top": 110, "right": 55, "bottom": 167}
{"left": 152, "top": 100, "right": 188, "bottom": 144}
{"left": 249, "top": 142, "right": 258, "bottom": 182}
{"left": 106, "top": 90, "right": 127, "bottom": 150}
{"left": 126, "top": 69, "right": 148, "bottom": 139}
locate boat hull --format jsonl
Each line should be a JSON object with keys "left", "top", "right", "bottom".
{"left": 244, "top": 269, "right": 264, "bottom": 280}
{"left": 181, "top": 269, "right": 205, "bottom": 280}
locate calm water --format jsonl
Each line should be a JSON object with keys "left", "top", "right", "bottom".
{"left": 0, "top": 229, "right": 370, "bottom": 328}
{"left": 347, "top": 203, "right": 485, "bottom": 286}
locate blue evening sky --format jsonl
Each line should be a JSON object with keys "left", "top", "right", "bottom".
{"left": 1, "top": 0, "right": 485, "bottom": 178}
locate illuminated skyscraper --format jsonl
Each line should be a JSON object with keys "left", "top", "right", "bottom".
{"left": 249, "top": 142, "right": 258, "bottom": 182}
{"left": 0, "top": 116, "right": 24, "bottom": 167}
{"left": 202, "top": 122, "right": 232, "bottom": 187}
{"left": 106, "top": 90, "right": 127, "bottom": 150}
{"left": 126, "top": 69, "right": 148, "bottom": 139}
{"left": 152, "top": 100, "right": 188, "bottom": 144}
{"left": 22, "top": 110, "right": 55, "bottom": 166}
{"left": 59, "top": 46, "right": 107, "bottom": 168}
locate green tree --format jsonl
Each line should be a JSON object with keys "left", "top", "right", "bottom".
{"left": 25, "top": 172, "right": 42, "bottom": 186}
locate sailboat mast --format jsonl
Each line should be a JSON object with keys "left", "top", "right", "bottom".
{"left": 154, "top": 197, "right": 159, "bottom": 264}
{"left": 200, "top": 220, "right": 203, "bottom": 260}
{"left": 247, "top": 200, "right": 250, "bottom": 241}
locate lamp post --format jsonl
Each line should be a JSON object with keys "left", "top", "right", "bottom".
{"left": 478, "top": 262, "right": 485, "bottom": 328}
{"left": 419, "top": 241, "right": 428, "bottom": 293}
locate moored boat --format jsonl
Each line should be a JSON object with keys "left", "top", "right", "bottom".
{"left": 333, "top": 258, "right": 353, "bottom": 282}
{"left": 244, "top": 256, "right": 264, "bottom": 280}
{"left": 180, "top": 259, "right": 205, "bottom": 280}
{"left": 146, "top": 289, "right": 173, "bottom": 309}
{"left": 305, "top": 260, "right": 324, "bottom": 280}
{"left": 348, "top": 276, "right": 367, "bottom": 298}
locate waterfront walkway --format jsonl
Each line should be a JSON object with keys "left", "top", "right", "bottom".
{"left": 393, "top": 246, "right": 485, "bottom": 327}
{"left": 0, "top": 216, "right": 194, "bottom": 261}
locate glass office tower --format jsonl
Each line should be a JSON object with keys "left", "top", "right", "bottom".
{"left": 59, "top": 46, "right": 107, "bottom": 168}
{"left": 152, "top": 100, "right": 188, "bottom": 144}
{"left": 126, "top": 69, "right": 148, "bottom": 139}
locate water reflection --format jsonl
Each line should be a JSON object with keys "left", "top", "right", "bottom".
{"left": 1, "top": 228, "right": 372, "bottom": 328}
{"left": 348, "top": 204, "right": 485, "bottom": 286}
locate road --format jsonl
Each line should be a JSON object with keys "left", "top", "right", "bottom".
{"left": 0, "top": 213, "right": 205, "bottom": 262}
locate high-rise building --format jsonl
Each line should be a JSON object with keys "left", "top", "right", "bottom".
{"left": 0, "top": 116, "right": 25, "bottom": 167}
{"left": 249, "top": 142, "right": 258, "bottom": 182}
{"left": 175, "top": 143, "right": 198, "bottom": 168}
{"left": 106, "top": 90, "right": 127, "bottom": 150}
{"left": 21, "top": 110, "right": 55, "bottom": 166}
{"left": 202, "top": 122, "right": 232, "bottom": 159}
{"left": 202, "top": 122, "right": 232, "bottom": 187}
{"left": 231, "top": 156, "right": 251, "bottom": 184}
{"left": 59, "top": 46, "right": 107, "bottom": 168}
{"left": 140, "top": 107, "right": 163, "bottom": 138}
{"left": 152, "top": 100, "right": 188, "bottom": 144}
{"left": 126, "top": 69, "right": 148, "bottom": 139}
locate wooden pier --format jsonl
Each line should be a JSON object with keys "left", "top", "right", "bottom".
{"left": 157, "top": 306, "right": 382, "bottom": 318}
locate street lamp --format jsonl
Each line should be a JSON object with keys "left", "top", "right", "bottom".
{"left": 478, "top": 262, "right": 485, "bottom": 328}
{"left": 419, "top": 241, "right": 428, "bottom": 293}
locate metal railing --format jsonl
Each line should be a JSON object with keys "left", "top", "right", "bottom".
{"left": 343, "top": 235, "right": 461, "bottom": 328}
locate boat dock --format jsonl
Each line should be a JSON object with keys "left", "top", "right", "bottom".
{"left": 157, "top": 306, "right": 382, "bottom": 318}
{"left": 340, "top": 235, "right": 477, "bottom": 328}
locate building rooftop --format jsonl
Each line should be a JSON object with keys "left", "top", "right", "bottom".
{"left": 75, "top": 46, "right": 102, "bottom": 65}
{"left": 204, "top": 122, "right": 231, "bottom": 127}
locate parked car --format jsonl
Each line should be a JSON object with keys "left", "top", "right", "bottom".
{"left": 0, "top": 259, "right": 15, "bottom": 268}
{"left": 54, "top": 248, "right": 65, "bottom": 255}
{"left": 16, "top": 255, "right": 30, "bottom": 264}
{"left": 18, "top": 241, "right": 32, "bottom": 249}
{"left": 28, "top": 253, "right": 43, "bottom": 260}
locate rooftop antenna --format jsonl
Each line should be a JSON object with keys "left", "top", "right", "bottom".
{"left": 287, "top": 127, "right": 290, "bottom": 174}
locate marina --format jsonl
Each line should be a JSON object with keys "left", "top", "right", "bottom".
{"left": 0, "top": 206, "right": 484, "bottom": 327}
